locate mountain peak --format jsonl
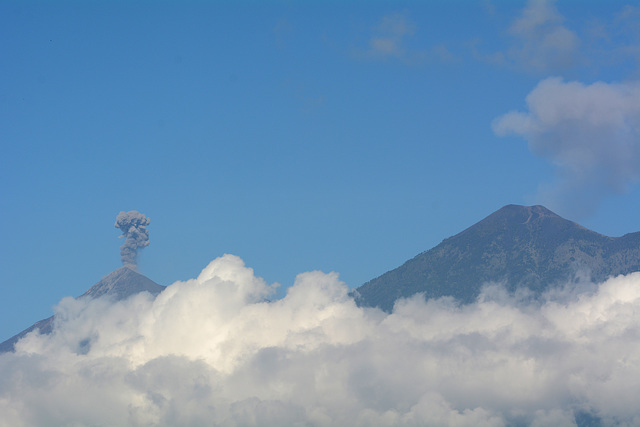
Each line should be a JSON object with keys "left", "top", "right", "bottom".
{"left": 80, "top": 267, "right": 165, "bottom": 300}
{"left": 478, "top": 204, "right": 561, "bottom": 226}
{"left": 497, "top": 204, "right": 558, "bottom": 219}
{"left": 355, "top": 204, "right": 639, "bottom": 311}
{"left": 449, "top": 204, "right": 598, "bottom": 244}
{"left": 1, "top": 268, "right": 165, "bottom": 353}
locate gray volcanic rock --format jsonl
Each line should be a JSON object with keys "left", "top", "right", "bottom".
{"left": 354, "top": 205, "right": 640, "bottom": 312}
{"left": 0, "top": 267, "right": 164, "bottom": 353}
{"left": 79, "top": 267, "right": 164, "bottom": 300}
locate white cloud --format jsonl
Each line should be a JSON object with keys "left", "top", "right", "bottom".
{"left": 493, "top": 77, "right": 640, "bottom": 217}
{"left": 2, "top": 254, "right": 640, "bottom": 426}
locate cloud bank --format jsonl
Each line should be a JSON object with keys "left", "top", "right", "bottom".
{"left": 493, "top": 77, "right": 640, "bottom": 217}
{"left": 2, "top": 254, "right": 640, "bottom": 426}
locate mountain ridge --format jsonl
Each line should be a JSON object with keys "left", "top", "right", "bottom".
{"left": 354, "top": 204, "right": 640, "bottom": 311}
{"left": 3, "top": 204, "right": 638, "bottom": 350}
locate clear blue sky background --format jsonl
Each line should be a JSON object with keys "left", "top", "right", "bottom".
{"left": 2, "top": 0, "right": 639, "bottom": 340}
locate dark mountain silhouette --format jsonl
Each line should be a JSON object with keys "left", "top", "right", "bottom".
{"left": 354, "top": 205, "right": 640, "bottom": 312}
{"left": 0, "top": 267, "right": 164, "bottom": 353}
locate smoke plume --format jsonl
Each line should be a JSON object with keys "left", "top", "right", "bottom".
{"left": 114, "top": 210, "right": 150, "bottom": 269}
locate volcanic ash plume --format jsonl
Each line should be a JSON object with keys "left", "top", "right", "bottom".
{"left": 114, "top": 210, "right": 150, "bottom": 269}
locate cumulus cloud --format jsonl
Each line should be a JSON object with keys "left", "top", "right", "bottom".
{"left": 2, "top": 254, "right": 640, "bottom": 426}
{"left": 493, "top": 77, "right": 640, "bottom": 217}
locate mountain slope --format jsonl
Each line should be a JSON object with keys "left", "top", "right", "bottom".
{"left": 0, "top": 267, "right": 164, "bottom": 353}
{"left": 355, "top": 205, "right": 640, "bottom": 312}
{"left": 79, "top": 267, "right": 165, "bottom": 300}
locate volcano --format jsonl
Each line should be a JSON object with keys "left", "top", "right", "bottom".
{"left": 354, "top": 205, "right": 640, "bottom": 311}
{"left": 0, "top": 267, "right": 164, "bottom": 353}
{"left": 79, "top": 266, "right": 165, "bottom": 300}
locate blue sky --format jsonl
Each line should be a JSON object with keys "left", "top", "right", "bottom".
{"left": 1, "top": 0, "right": 639, "bottom": 340}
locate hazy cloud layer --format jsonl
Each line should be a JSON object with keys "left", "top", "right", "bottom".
{"left": 2, "top": 254, "right": 640, "bottom": 426}
{"left": 493, "top": 77, "right": 640, "bottom": 217}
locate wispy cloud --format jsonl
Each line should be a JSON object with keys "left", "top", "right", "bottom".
{"left": 476, "top": 1, "right": 640, "bottom": 77}
{"left": 590, "top": 4, "right": 640, "bottom": 77}
{"left": 273, "top": 18, "right": 294, "bottom": 50}
{"left": 493, "top": 77, "right": 640, "bottom": 218}
{"left": 353, "top": 12, "right": 434, "bottom": 65}
{"left": 368, "top": 13, "right": 417, "bottom": 59}
{"left": 507, "top": 0, "right": 580, "bottom": 71}
{"left": 2, "top": 254, "right": 640, "bottom": 426}
{"left": 475, "top": 0, "right": 580, "bottom": 73}
{"left": 354, "top": 12, "right": 461, "bottom": 66}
